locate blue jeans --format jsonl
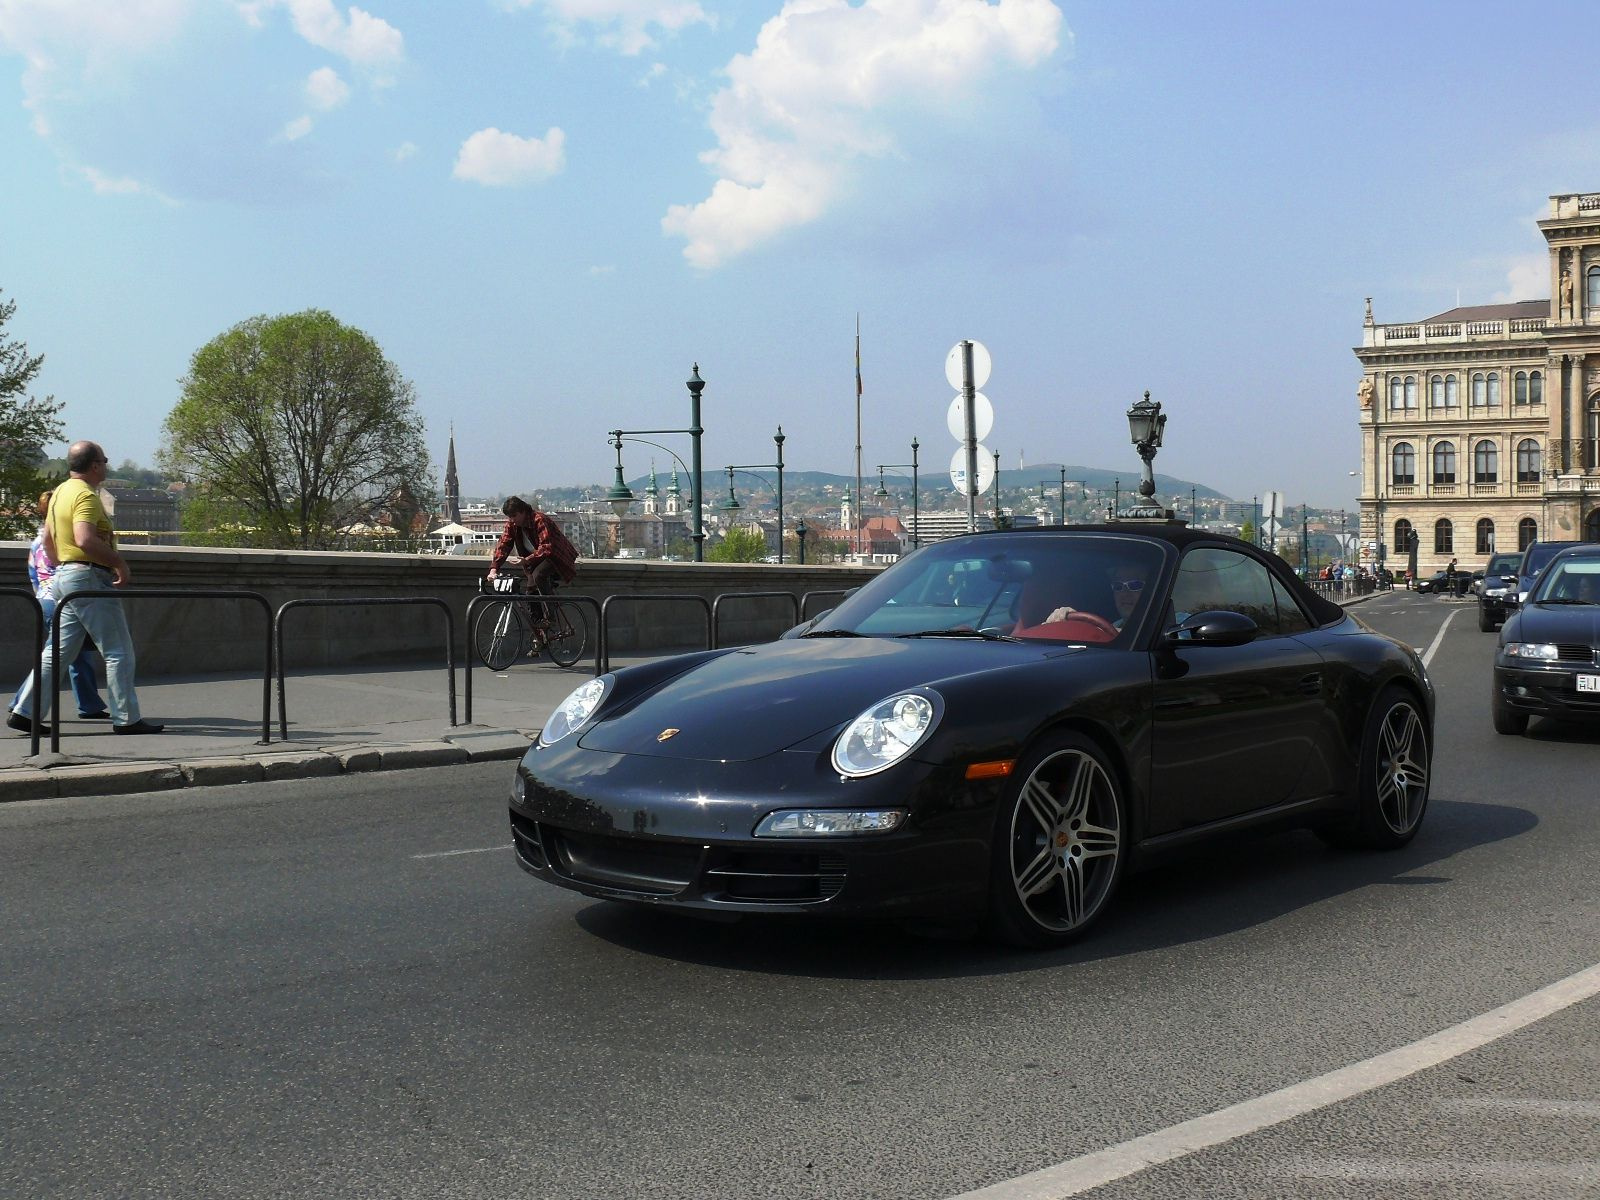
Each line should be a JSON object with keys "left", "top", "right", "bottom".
{"left": 11, "top": 563, "right": 142, "bottom": 725}
{"left": 8, "top": 593, "right": 106, "bottom": 717}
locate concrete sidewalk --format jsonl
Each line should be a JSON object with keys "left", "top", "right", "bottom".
{"left": 0, "top": 658, "right": 604, "bottom": 801}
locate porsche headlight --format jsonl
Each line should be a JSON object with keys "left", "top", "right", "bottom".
{"left": 1502, "top": 642, "right": 1560, "bottom": 661}
{"left": 539, "top": 676, "right": 610, "bottom": 745}
{"left": 831, "top": 692, "right": 938, "bottom": 777}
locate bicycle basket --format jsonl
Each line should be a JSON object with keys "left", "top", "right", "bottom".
{"left": 480, "top": 576, "right": 520, "bottom": 595}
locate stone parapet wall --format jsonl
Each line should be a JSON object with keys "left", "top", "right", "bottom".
{"left": 0, "top": 544, "right": 879, "bottom": 679}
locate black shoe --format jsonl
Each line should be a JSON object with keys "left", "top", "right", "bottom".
{"left": 6, "top": 711, "right": 54, "bottom": 735}
{"left": 113, "top": 720, "right": 165, "bottom": 736}
{"left": 79, "top": 710, "right": 111, "bottom": 720}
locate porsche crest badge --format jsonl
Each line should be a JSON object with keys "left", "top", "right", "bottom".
{"left": 657, "top": 728, "right": 680, "bottom": 742}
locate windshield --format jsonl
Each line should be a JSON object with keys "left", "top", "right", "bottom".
{"left": 807, "top": 533, "right": 1168, "bottom": 645}
{"left": 1530, "top": 557, "right": 1600, "bottom": 604}
{"left": 1486, "top": 554, "right": 1520, "bottom": 575}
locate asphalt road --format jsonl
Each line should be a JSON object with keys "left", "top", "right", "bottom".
{"left": 3, "top": 589, "right": 1598, "bottom": 1200}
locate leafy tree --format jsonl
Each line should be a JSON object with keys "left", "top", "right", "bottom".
{"left": 0, "top": 291, "right": 66, "bottom": 538}
{"left": 1240, "top": 518, "right": 1256, "bottom": 544}
{"left": 708, "top": 526, "right": 769, "bottom": 563}
{"left": 158, "top": 310, "right": 435, "bottom": 549}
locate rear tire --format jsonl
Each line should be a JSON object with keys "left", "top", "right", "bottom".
{"left": 543, "top": 604, "right": 589, "bottom": 669}
{"left": 986, "top": 732, "right": 1126, "bottom": 948}
{"left": 473, "top": 601, "right": 524, "bottom": 671}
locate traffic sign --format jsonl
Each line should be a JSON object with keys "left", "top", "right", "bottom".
{"left": 945, "top": 341, "right": 991, "bottom": 390}
{"left": 950, "top": 445, "right": 995, "bottom": 495}
{"left": 946, "top": 392, "right": 994, "bottom": 441}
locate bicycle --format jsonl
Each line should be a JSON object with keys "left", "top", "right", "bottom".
{"left": 473, "top": 575, "right": 588, "bottom": 670}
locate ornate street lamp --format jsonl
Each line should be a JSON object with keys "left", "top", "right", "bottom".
{"left": 875, "top": 437, "right": 920, "bottom": 549}
{"left": 719, "top": 467, "right": 741, "bottom": 512}
{"left": 1121, "top": 392, "right": 1171, "bottom": 519}
{"left": 721, "top": 426, "right": 788, "bottom": 561}
{"left": 605, "top": 363, "right": 708, "bottom": 560}
{"left": 605, "top": 431, "right": 636, "bottom": 518}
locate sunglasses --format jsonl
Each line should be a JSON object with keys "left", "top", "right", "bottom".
{"left": 1111, "top": 579, "right": 1145, "bottom": 593}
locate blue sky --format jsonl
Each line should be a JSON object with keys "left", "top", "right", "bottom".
{"left": 3, "top": 0, "right": 1599, "bottom": 510}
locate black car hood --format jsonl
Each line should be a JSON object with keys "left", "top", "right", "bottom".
{"left": 1507, "top": 603, "right": 1600, "bottom": 645}
{"left": 579, "top": 636, "right": 1080, "bottom": 761}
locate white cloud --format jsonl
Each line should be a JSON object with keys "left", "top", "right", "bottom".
{"left": 637, "top": 61, "right": 667, "bottom": 87}
{"left": 79, "top": 164, "right": 172, "bottom": 200}
{"left": 505, "top": 0, "right": 709, "bottom": 56}
{"left": 252, "top": 0, "right": 404, "bottom": 70}
{"left": 282, "top": 113, "right": 313, "bottom": 139}
{"left": 1493, "top": 253, "right": 1549, "bottom": 303}
{"left": 393, "top": 140, "right": 418, "bottom": 162}
{"left": 304, "top": 65, "right": 349, "bottom": 109}
{"left": 588, "top": 263, "right": 616, "bottom": 275}
{"left": 453, "top": 126, "right": 566, "bottom": 186}
{"left": 662, "top": 0, "right": 1064, "bottom": 268}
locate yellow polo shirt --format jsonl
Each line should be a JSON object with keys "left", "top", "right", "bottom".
{"left": 49, "top": 478, "right": 114, "bottom": 564}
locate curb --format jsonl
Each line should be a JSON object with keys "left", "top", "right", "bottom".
{"left": 0, "top": 728, "right": 534, "bottom": 803}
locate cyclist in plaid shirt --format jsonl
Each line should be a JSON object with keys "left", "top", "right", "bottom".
{"left": 488, "top": 497, "right": 578, "bottom": 597}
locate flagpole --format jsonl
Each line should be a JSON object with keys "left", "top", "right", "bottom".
{"left": 855, "top": 314, "right": 863, "bottom": 561}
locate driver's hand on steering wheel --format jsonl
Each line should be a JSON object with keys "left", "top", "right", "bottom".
{"left": 1046, "top": 606, "right": 1076, "bottom": 622}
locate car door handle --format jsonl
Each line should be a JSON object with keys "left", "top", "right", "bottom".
{"left": 1298, "top": 672, "right": 1322, "bottom": 696}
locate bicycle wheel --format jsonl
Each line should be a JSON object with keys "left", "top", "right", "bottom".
{"left": 474, "top": 600, "right": 525, "bottom": 671}
{"left": 542, "top": 602, "right": 589, "bottom": 668}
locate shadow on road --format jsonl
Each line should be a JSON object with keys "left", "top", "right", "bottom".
{"left": 570, "top": 798, "right": 1537, "bottom": 980}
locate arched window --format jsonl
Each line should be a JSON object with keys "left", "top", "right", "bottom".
{"left": 1404, "top": 376, "right": 1417, "bottom": 409}
{"left": 1587, "top": 508, "right": 1600, "bottom": 543}
{"left": 1395, "top": 518, "right": 1414, "bottom": 555}
{"left": 1519, "top": 517, "right": 1538, "bottom": 550}
{"left": 1515, "top": 371, "right": 1529, "bottom": 404}
{"left": 1471, "top": 373, "right": 1486, "bottom": 407}
{"left": 1488, "top": 372, "right": 1501, "bottom": 405}
{"left": 1589, "top": 266, "right": 1600, "bottom": 310}
{"left": 1516, "top": 438, "right": 1542, "bottom": 482}
{"left": 1445, "top": 374, "right": 1458, "bottom": 407}
{"left": 1430, "top": 375, "right": 1445, "bottom": 408}
{"left": 1434, "top": 518, "right": 1453, "bottom": 554}
{"left": 1531, "top": 370, "right": 1544, "bottom": 404}
{"left": 1392, "top": 442, "right": 1416, "bottom": 485}
{"left": 1476, "top": 518, "right": 1495, "bottom": 554}
{"left": 1474, "top": 439, "right": 1498, "bottom": 483}
{"left": 1432, "top": 440, "right": 1457, "bottom": 484}
{"left": 1389, "top": 378, "right": 1403, "bottom": 410}
{"left": 1587, "top": 403, "right": 1600, "bottom": 470}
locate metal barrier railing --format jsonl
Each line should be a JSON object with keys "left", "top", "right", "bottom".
{"left": 3, "top": 587, "right": 45, "bottom": 757}
{"left": 42, "top": 588, "right": 274, "bottom": 754}
{"left": 800, "top": 589, "right": 852, "bottom": 619}
{"left": 710, "top": 591, "right": 800, "bottom": 649}
{"left": 274, "top": 597, "right": 455, "bottom": 740}
{"left": 598, "top": 593, "right": 713, "bottom": 674}
{"left": 463, "top": 592, "right": 603, "bottom": 725}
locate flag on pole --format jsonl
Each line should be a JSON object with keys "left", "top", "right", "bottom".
{"left": 855, "top": 328, "right": 862, "bottom": 398}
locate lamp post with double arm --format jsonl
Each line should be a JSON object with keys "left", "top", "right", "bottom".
{"left": 605, "top": 363, "right": 708, "bottom": 560}
{"left": 719, "top": 426, "right": 787, "bottom": 561}
{"left": 1037, "top": 469, "right": 1086, "bottom": 525}
{"left": 874, "top": 437, "right": 920, "bottom": 549}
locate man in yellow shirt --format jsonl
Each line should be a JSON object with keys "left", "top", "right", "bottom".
{"left": 8, "top": 441, "right": 163, "bottom": 736}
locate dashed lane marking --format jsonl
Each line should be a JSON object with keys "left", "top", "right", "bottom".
{"left": 948, "top": 960, "right": 1600, "bottom": 1199}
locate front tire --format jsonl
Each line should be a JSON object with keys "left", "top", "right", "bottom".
{"left": 1324, "top": 686, "right": 1430, "bottom": 850}
{"left": 473, "top": 601, "right": 524, "bottom": 671}
{"left": 1491, "top": 694, "right": 1528, "bottom": 736}
{"left": 986, "top": 733, "right": 1126, "bottom": 948}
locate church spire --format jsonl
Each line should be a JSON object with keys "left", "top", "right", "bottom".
{"left": 444, "top": 423, "right": 461, "bottom": 523}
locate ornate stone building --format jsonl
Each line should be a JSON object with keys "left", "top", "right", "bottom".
{"left": 1355, "top": 191, "right": 1600, "bottom": 573}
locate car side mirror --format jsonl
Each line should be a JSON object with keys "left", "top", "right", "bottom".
{"left": 1164, "top": 609, "right": 1259, "bottom": 647}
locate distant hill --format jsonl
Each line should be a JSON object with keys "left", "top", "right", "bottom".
{"left": 629, "top": 464, "right": 1230, "bottom": 500}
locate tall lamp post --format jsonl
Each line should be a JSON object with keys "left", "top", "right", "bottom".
{"left": 720, "top": 426, "right": 787, "bottom": 561}
{"left": 1037, "top": 470, "right": 1086, "bottom": 525}
{"left": 1122, "top": 392, "right": 1170, "bottom": 519}
{"left": 606, "top": 363, "right": 708, "bottom": 561}
{"left": 874, "top": 437, "right": 920, "bottom": 549}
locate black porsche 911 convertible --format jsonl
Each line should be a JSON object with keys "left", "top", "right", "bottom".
{"left": 509, "top": 523, "right": 1435, "bottom": 947}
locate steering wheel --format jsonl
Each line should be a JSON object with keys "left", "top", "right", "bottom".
{"left": 1015, "top": 611, "right": 1119, "bottom": 643}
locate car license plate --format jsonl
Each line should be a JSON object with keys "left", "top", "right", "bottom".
{"left": 1578, "top": 675, "right": 1600, "bottom": 693}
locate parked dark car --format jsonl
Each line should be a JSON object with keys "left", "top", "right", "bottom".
{"left": 1493, "top": 544, "right": 1600, "bottom": 734}
{"left": 1477, "top": 551, "right": 1524, "bottom": 631}
{"left": 509, "top": 524, "right": 1436, "bottom": 947}
{"left": 1514, "top": 540, "right": 1583, "bottom": 604}
{"left": 1414, "top": 570, "right": 1455, "bottom": 595}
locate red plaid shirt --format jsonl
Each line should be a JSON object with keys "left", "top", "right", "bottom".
{"left": 491, "top": 510, "right": 578, "bottom": 584}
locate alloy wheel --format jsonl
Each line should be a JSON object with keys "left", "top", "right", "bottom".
{"left": 1374, "top": 701, "right": 1428, "bottom": 835}
{"left": 1009, "top": 748, "right": 1122, "bottom": 933}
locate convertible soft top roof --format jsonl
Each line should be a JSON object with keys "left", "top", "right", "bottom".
{"left": 949, "top": 522, "right": 1348, "bottom": 627}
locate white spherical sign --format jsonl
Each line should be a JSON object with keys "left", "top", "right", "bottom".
{"left": 944, "top": 340, "right": 992, "bottom": 391}
{"left": 946, "top": 392, "right": 994, "bottom": 442}
{"left": 949, "top": 444, "right": 996, "bottom": 495}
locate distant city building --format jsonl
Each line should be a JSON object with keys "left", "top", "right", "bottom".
{"left": 443, "top": 426, "right": 461, "bottom": 524}
{"left": 1356, "top": 190, "right": 1600, "bottom": 572}
{"left": 104, "top": 486, "right": 178, "bottom": 541}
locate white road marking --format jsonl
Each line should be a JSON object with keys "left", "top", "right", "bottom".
{"left": 411, "top": 844, "right": 511, "bottom": 859}
{"left": 1420, "top": 607, "right": 1461, "bottom": 667}
{"left": 948, "top": 960, "right": 1600, "bottom": 1199}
